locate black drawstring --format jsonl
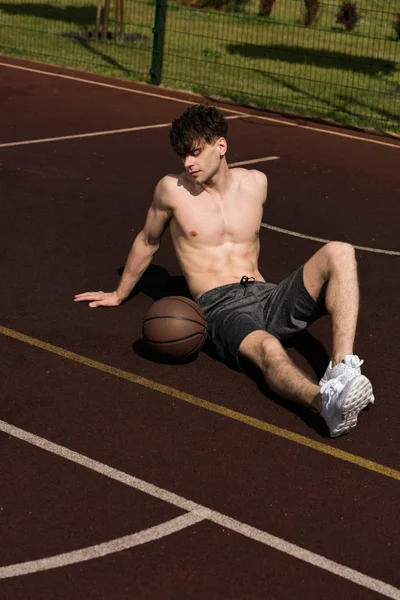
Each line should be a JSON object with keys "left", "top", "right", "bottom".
{"left": 240, "top": 275, "right": 255, "bottom": 296}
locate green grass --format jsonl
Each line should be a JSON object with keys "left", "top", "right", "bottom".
{"left": 0, "top": 0, "right": 399, "bottom": 131}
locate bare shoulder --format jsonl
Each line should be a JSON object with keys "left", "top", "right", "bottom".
{"left": 232, "top": 167, "right": 268, "bottom": 199}
{"left": 154, "top": 171, "right": 197, "bottom": 206}
{"left": 232, "top": 167, "right": 267, "bottom": 184}
{"left": 248, "top": 168, "right": 268, "bottom": 188}
{"left": 153, "top": 174, "right": 181, "bottom": 208}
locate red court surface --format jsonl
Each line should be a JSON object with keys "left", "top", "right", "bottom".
{"left": 0, "top": 55, "right": 399, "bottom": 599}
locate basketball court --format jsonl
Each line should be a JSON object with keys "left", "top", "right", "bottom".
{"left": 0, "top": 55, "right": 399, "bottom": 599}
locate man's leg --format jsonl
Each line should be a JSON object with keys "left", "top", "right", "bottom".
{"left": 239, "top": 330, "right": 322, "bottom": 412}
{"left": 238, "top": 241, "right": 358, "bottom": 411}
{"left": 238, "top": 243, "right": 374, "bottom": 436}
{"left": 303, "top": 241, "right": 359, "bottom": 365}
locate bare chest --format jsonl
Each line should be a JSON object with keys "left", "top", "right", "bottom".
{"left": 170, "top": 192, "right": 263, "bottom": 245}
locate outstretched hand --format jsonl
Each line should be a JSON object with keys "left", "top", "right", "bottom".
{"left": 74, "top": 290, "right": 122, "bottom": 308}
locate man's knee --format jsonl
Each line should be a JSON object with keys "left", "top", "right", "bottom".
{"left": 325, "top": 241, "right": 356, "bottom": 271}
{"left": 239, "top": 330, "right": 284, "bottom": 368}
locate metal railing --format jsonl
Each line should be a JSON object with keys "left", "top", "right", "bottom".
{"left": 0, "top": 0, "right": 399, "bottom": 131}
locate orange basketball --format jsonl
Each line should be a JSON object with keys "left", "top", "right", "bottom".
{"left": 142, "top": 296, "right": 208, "bottom": 362}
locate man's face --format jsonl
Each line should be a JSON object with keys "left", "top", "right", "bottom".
{"left": 182, "top": 138, "right": 225, "bottom": 184}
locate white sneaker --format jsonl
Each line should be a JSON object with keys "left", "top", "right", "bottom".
{"left": 320, "top": 375, "right": 375, "bottom": 437}
{"left": 319, "top": 354, "right": 364, "bottom": 386}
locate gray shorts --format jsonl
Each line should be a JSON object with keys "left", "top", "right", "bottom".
{"left": 198, "top": 266, "right": 327, "bottom": 370}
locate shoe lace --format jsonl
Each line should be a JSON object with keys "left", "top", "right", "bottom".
{"left": 320, "top": 377, "right": 345, "bottom": 408}
{"left": 345, "top": 355, "right": 364, "bottom": 369}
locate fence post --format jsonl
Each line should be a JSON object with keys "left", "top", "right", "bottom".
{"left": 150, "top": 0, "right": 168, "bottom": 85}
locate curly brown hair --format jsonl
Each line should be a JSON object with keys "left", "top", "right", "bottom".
{"left": 169, "top": 104, "right": 228, "bottom": 158}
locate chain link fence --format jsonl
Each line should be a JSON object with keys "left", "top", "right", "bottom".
{"left": 0, "top": 0, "right": 399, "bottom": 131}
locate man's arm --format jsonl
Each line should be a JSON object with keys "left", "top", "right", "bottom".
{"left": 253, "top": 169, "right": 268, "bottom": 206}
{"left": 74, "top": 178, "right": 173, "bottom": 307}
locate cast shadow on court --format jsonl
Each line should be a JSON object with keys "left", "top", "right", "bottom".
{"left": 121, "top": 263, "right": 197, "bottom": 365}
{"left": 126, "top": 264, "right": 331, "bottom": 434}
{"left": 239, "top": 337, "right": 330, "bottom": 437}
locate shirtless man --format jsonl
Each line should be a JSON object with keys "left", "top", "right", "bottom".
{"left": 75, "top": 104, "right": 374, "bottom": 437}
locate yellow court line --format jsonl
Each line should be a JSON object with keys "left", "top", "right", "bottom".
{"left": 1, "top": 324, "right": 399, "bottom": 482}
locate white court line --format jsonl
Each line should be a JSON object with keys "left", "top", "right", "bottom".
{"left": 0, "top": 123, "right": 171, "bottom": 148}
{"left": 229, "top": 156, "right": 280, "bottom": 167}
{"left": 0, "top": 118, "right": 396, "bottom": 256}
{"left": 0, "top": 60, "right": 397, "bottom": 257}
{"left": 0, "top": 115, "right": 241, "bottom": 149}
{"left": 0, "top": 113, "right": 396, "bottom": 255}
{"left": 0, "top": 513, "right": 202, "bottom": 579}
{"left": 0, "top": 61, "right": 209, "bottom": 108}
{"left": 1, "top": 61, "right": 399, "bottom": 149}
{"left": 1, "top": 420, "right": 399, "bottom": 599}
{"left": 261, "top": 223, "right": 400, "bottom": 256}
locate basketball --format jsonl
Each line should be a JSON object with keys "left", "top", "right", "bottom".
{"left": 142, "top": 296, "right": 208, "bottom": 362}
